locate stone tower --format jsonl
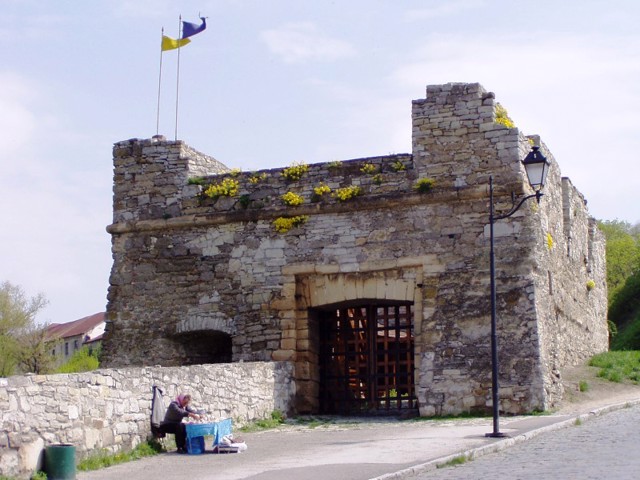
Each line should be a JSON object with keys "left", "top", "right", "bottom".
{"left": 103, "top": 83, "right": 608, "bottom": 416}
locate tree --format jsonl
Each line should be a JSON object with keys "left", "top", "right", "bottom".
{"left": 16, "top": 321, "right": 56, "bottom": 374}
{"left": 598, "top": 220, "right": 640, "bottom": 350}
{"left": 0, "top": 281, "right": 49, "bottom": 376}
{"left": 597, "top": 220, "right": 640, "bottom": 303}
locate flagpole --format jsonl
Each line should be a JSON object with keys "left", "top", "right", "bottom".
{"left": 156, "top": 28, "right": 164, "bottom": 136}
{"left": 174, "top": 15, "right": 182, "bottom": 141}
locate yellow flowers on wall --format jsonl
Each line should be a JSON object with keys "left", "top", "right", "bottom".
{"left": 282, "top": 163, "right": 309, "bottom": 181}
{"left": 248, "top": 172, "right": 267, "bottom": 184}
{"left": 313, "top": 183, "right": 331, "bottom": 196}
{"left": 281, "top": 191, "right": 304, "bottom": 206}
{"left": 360, "top": 163, "right": 377, "bottom": 175}
{"left": 495, "top": 103, "right": 515, "bottom": 128}
{"left": 273, "top": 215, "right": 309, "bottom": 233}
{"left": 546, "top": 232, "right": 554, "bottom": 250}
{"left": 204, "top": 178, "right": 239, "bottom": 198}
{"left": 333, "top": 185, "right": 362, "bottom": 201}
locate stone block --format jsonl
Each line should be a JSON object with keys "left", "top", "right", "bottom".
{"left": 271, "top": 350, "right": 295, "bottom": 361}
{"left": 18, "top": 437, "right": 44, "bottom": 474}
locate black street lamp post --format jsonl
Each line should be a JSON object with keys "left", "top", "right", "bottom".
{"left": 486, "top": 146, "right": 550, "bottom": 438}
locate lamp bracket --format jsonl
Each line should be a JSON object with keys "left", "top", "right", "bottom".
{"left": 493, "top": 191, "right": 543, "bottom": 221}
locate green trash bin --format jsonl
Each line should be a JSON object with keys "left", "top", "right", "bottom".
{"left": 45, "top": 444, "right": 76, "bottom": 480}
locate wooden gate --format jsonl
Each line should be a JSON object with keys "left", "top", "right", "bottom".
{"left": 318, "top": 303, "right": 416, "bottom": 415}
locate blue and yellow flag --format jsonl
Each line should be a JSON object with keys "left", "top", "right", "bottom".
{"left": 161, "top": 35, "right": 191, "bottom": 51}
{"left": 181, "top": 17, "right": 207, "bottom": 39}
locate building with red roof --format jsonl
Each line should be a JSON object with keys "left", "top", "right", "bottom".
{"left": 46, "top": 312, "right": 105, "bottom": 364}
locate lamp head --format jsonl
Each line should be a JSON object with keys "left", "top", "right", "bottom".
{"left": 522, "top": 146, "right": 550, "bottom": 191}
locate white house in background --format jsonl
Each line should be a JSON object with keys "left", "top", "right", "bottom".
{"left": 46, "top": 312, "right": 105, "bottom": 364}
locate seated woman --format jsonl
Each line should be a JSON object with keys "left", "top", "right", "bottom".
{"left": 160, "top": 394, "right": 201, "bottom": 453}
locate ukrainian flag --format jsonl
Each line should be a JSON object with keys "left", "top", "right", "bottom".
{"left": 181, "top": 17, "right": 207, "bottom": 39}
{"left": 161, "top": 35, "right": 191, "bottom": 51}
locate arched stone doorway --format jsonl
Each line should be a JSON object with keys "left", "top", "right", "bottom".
{"left": 288, "top": 266, "right": 424, "bottom": 416}
{"left": 174, "top": 330, "right": 232, "bottom": 365}
{"left": 174, "top": 313, "right": 234, "bottom": 365}
{"left": 315, "top": 301, "right": 416, "bottom": 415}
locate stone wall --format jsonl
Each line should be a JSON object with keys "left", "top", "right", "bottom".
{"left": 103, "top": 82, "right": 608, "bottom": 419}
{"left": 0, "top": 361, "right": 294, "bottom": 479}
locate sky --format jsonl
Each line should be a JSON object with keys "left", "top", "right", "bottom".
{"left": 1, "top": 0, "right": 639, "bottom": 326}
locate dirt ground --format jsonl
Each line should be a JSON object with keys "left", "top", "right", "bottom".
{"left": 556, "top": 363, "right": 640, "bottom": 414}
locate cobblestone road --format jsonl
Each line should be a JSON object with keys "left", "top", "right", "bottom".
{"left": 406, "top": 404, "right": 640, "bottom": 480}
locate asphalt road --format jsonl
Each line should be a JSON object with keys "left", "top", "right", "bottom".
{"left": 405, "top": 403, "right": 640, "bottom": 480}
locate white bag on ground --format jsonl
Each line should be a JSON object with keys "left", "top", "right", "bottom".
{"left": 217, "top": 434, "right": 248, "bottom": 452}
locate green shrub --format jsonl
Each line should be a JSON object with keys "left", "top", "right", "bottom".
{"left": 56, "top": 346, "right": 100, "bottom": 373}
{"left": 610, "top": 310, "right": 640, "bottom": 351}
{"left": 187, "top": 176, "right": 206, "bottom": 185}
{"left": 609, "top": 271, "right": 640, "bottom": 329}
{"left": 239, "top": 410, "right": 286, "bottom": 432}
{"left": 239, "top": 195, "right": 251, "bottom": 209}
{"left": 413, "top": 178, "right": 435, "bottom": 194}
{"left": 391, "top": 160, "right": 406, "bottom": 172}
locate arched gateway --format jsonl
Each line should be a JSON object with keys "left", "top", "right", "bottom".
{"left": 315, "top": 302, "right": 415, "bottom": 415}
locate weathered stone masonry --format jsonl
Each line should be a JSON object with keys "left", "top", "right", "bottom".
{"left": 0, "top": 362, "right": 294, "bottom": 478}
{"left": 103, "top": 82, "right": 608, "bottom": 417}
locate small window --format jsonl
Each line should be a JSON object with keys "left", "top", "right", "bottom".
{"left": 74, "top": 339, "right": 79, "bottom": 350}
{"left": 65, "top": 342, "right": 69, "bottom": 356}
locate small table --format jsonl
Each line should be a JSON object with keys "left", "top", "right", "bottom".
{"left": 185, "top": 419, "right": 232, "bottom": 454}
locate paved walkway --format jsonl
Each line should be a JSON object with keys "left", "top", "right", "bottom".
{"left": 77, "top": 398, "right": 640, "bottom": 480}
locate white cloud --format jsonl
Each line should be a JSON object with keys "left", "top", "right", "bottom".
{"left": 0, "top": 12, "right": 67, "bottom": 42}
{"left": 0, "top": 69, "right": 113, "bottom": 324}
{"left": 387, "top": 31, "right": 640, "bottom": 222}
{"left": 0, "top": 72, "right": 37, "bottom": 158}
{"left": 303, "top": 78, "right": 411, "bottom": 161}
{"left": 404, "top": 0, "right": 485, "bottom": 21}
{"left": 261, "top": 22, "right": 357, "bottom": 63}
{"left": 114, "top": 0, "right": 174, "bottom": 18}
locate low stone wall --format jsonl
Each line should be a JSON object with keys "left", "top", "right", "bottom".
{"left": 0, "top": 361, "right": 295, "bottom": 478}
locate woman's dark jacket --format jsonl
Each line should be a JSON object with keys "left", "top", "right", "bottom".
{"left": 161, "top": 401, "right": 195, "bottom": 425}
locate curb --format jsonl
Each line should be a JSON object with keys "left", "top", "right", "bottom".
{"left": 370, "top": 398, "right": 640, "bottom": 480}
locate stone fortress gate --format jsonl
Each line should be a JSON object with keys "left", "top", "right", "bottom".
{"left": 103, "top": 82, "right": 608, "bottom": 417}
